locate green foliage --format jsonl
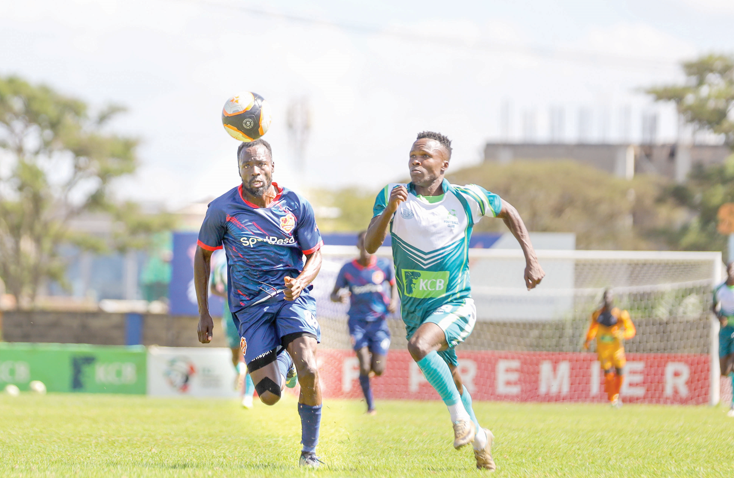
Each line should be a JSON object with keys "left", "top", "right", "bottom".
{"left": 1, "top": 394, "right": 732, "bottom": 476}
{"left": 447, "top": 161, "right": 682, "bottom": 250}
{"left": 0, "top": 76, "right": 174, "bottom": 307}
{"left": 646, "top": 53, "right": 734, "bottom": 147}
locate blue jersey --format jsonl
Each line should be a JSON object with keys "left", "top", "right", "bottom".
{"left": 334, "top": 257, "right": 395, "bottom": 322}
{"left": 197, "top": 183, "right": 323, "bottom": 314}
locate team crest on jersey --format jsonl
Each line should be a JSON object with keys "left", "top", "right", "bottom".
{"left": 279, "top": 211, "right": 297, "bottom": 234}
{"left": 399, "top": 205, "right": 414, "bottom": 220}
{"left": 372, "top": 270, "right": 385, "bottom": 284}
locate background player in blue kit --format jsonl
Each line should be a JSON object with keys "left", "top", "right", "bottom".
{"left": 330, "top": 231, "right": 399, "bottom": 414}
{"left": 194, "top": 139, "right": 325, "bottom": 468}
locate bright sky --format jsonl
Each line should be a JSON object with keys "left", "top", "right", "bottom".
{"left": 1, "top": 0, "right": 732, "bottom": 208}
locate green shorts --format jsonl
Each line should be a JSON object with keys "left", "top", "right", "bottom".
{"left": 720, "top": 323, "right": 734, "bottom": 358}
{"left": 405, "top": 298, "right": 477, "bottom": 367}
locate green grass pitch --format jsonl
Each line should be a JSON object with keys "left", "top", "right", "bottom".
{"left": 1, "top": 393, "right": 732, "bottom": 477}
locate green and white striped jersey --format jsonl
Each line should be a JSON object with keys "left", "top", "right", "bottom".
{"left": 372, "top": 179, "right": 502, "bottom": 329}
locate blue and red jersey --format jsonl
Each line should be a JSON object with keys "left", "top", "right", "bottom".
{"left": 197, "top": 182, "right": 322, "bottom": 314}
{"left": 335, "top": 256, "right": 395, "bottom": 323}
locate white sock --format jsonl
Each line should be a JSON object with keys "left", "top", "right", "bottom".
{"left": 473, "top": 427, "right": 488, "bottom": 450}
{"left": 447, "top": 402, "right": 471, "bottom": 424}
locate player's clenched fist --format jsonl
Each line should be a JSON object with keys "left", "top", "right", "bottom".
{"left": 197, "top": 312, "right": 214, "bottom": 343}
{"left": 284, "top": 276, "right": 305, "bottom": 301}
{"left": 387, "top": 185, "right": 408, "bottom": 213}
{"left": 524, "top": 259, "right": 545, "bottom": 291}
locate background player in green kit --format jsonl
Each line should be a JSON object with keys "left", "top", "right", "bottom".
{"left": 209, "top": 250, "right": 256, "bottom": 409}
{"left": 712, "top": 261, "right": 734, "bottom": 417}
{"left": 365, "top": 131, "right": 545, "bottom": 471}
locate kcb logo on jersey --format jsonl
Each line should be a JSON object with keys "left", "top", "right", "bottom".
{"left": 402, "top": 270, "right": 449, "bottom": 298}
{"left": 280, "top": 211, "right": 297, "bottom": 234}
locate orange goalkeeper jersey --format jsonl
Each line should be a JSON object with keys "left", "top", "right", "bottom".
{"left": 586, "top": 306, "right": 636, "bottom": 348}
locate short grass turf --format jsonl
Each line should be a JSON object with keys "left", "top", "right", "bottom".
{"left": 1, "top": 394, "right": 732, "bottom": 477}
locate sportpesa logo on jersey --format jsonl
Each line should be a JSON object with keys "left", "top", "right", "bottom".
{"left": 240, "top": 235, "right": 296, "bottom": 247}
{"left": 402, "top": 270, "right": 449, "bottom": 298}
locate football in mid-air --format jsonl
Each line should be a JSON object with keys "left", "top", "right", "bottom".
{"left": 221, "top": 92, "right": 272, "bottom": 142}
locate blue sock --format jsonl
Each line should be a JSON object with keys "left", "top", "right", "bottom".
{"left": 245, "top": 373, "right": 254, "bottom": 399}
{"left": 359, "top": 374, "right": 374, "bottom": 411}
{"left": 460, "top": 387, "right": 480, "bottom": 432}
{"left": 276, "top": 351, "right": 293, "bottom": 381}
{"left": 298, "top": 403, "right": 322, "bottom": 454}
{"left": 416, "top": 351, "right": 461, "bottom": 406}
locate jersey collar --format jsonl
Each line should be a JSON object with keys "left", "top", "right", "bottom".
{"left": 352, "top": 256, "right": 377, "bottom": 271}
{"left": 238, "top": 182, "right": 283, "bottom": 208}
{"left": 407, "top": 178, "right": 450, "bottom": 195}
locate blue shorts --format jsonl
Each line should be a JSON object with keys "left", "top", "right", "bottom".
{"left": 720, "top": 323, "right": 734, "bottom": 358}
{"left": 233, "top": 294, "right": 321, "bottom": 365}
{"left": 349, "top": 318, "right": 391, "bottom": 356}
{"left": 405, "top": 299, "right": 477, "bottom": 368}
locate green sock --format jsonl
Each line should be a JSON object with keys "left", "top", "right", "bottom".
{"left": 417, "top": 351, "right": 461, "bottom": 406}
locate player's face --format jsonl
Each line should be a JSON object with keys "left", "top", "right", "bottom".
{"left": 408, "top": 138, "right": 449, "bottom": 188}
{"left": 603, "top": 290, "right": 613, "bottom": 307}
{"left": 239, "top": 145, "right": 273, "bottom": 197}
{"left": 728, "top": 263, "right": 734, "bottom": 281}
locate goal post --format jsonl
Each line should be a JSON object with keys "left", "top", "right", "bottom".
{"left": 314, "top": 246, "right": 724, "bottom": 405}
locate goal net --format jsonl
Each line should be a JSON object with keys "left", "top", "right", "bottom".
{"left": 311, "top": 246, "right": 725, "bottom": 405}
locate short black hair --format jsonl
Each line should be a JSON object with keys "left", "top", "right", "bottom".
{"left": 416, "top": 131, "right": 452, "bottom": 159}
{"left": 237, "top": 139, "right": 272, "bottom": 161}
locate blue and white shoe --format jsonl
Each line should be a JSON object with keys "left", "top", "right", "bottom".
{"left": 299, "top": 452, "right": 324, "bottom": 468}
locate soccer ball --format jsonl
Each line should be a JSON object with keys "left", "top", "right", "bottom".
{"left": 4, "top": 384, "right": 20, "bottom": 396}
{"left": 221, "top": 92, "right": 272, "bottom": 142}
{"left": 29, "top": 380, "right": 47, "bottom": 394}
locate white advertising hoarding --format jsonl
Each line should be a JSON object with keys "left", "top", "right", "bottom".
{"left": 147, "top": 346, "right": 238, "bottom": 398}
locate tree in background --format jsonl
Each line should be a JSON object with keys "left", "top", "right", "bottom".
{"left": 0, "top": 76, "right": 175, "bottom": 308}
{"left": 447, "top": 161, "right": 682, "bottom": 250}
{"left": 646, "top": 54, "right": 734, "bottom": 147}
{"left": 645, "top": 54, "right": 734, "bottom": 253}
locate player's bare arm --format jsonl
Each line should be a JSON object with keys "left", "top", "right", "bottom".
{"left": 284, "top": 250, "right": 322, "bottom": 301}
{"left": 365, "top": 185, "right": 408, "bottom": 254}
{"left": 194, "top": 245, "right": 215, "bottom": 343}
{"left": 388, "top": 281, "right": 399, "bottom": 313}
{"left": 330, "top": 285, "right": 348, "bottom": 303}
{"left": 496, "top": 200, "right": 545, "bottom": 290}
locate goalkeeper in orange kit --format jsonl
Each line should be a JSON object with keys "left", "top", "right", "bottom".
{"left": 584, "top": 289, "right": 636, "bottom": 408}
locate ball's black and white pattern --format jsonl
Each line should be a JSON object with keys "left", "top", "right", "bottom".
{"left": 221, "top": 92, "right": 272, "bottom": 142}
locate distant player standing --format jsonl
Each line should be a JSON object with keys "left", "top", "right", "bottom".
{"left": 330, "top": 231, "right": 399, "bottom": 414}
{"left": 209, "top": 250, "right": 256, "bottom": 408}
{"left": 584, "top": 289, "right": 636, "bottom": 408}
{"left": 194, "top": 139, "right": 325, "bottom": 467}
{"left": 712, "top": 262, "right": 734, "bottom": 417}
{"left": 365, "top": 131, "right": 545, "bottom": 471}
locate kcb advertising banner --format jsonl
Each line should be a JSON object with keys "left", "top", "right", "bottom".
{"left": 0, "top": 343, "right": 146, "bottom": 394}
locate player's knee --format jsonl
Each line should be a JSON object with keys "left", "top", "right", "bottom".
{"left": 258, "top": 391, "right": 281, "bottom": 406}
{"left": 407, "top": 337, "right": 431, "bottom": 361}
{"left": 297, "top": 363, "right": 319, "bottom": 388}
{"left": 359, "top": 365, "right": 371, "bottom": 376}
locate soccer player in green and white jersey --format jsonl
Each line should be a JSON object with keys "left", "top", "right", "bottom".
{"left": 365, "top": 131, "right": 545, "bottom": 471}
{"left": 712, "top": 261, "right": 734, "bottom": 417}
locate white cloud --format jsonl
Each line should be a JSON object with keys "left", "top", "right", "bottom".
{"left": 679, "top": 0, "right": 734, "bottom": 15}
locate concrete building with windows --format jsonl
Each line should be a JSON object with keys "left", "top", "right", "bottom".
{"left": 483, "top": 143, "right": 732, "bottom": 182}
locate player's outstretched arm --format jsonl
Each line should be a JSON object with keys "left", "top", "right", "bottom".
{"left": 388, "top": 281, "right": 399, "bottom": 313}
{"left": 285, "top": 250, "right": 323, "bottom": 301}
{"left": 194, "top": 246, "right": 215, "bottom": 343}
{"left": 365, "top": 185, "right": 408, "bottom": 254}
{"left": 496, "top": 200, "right": 545, "bottom": 290}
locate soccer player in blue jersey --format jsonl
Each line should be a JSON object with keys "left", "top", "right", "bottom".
{"left": 712, "top": 261, "right": 734, "bottom": 417}
{"left": 194, "top": 139, "right": 325, "bottom": 468}
{"left": 330, "top": 231, "right": 399, "bottom": 414}
{"left": 365, "top": 131, "right": 545, "bottom": 471}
